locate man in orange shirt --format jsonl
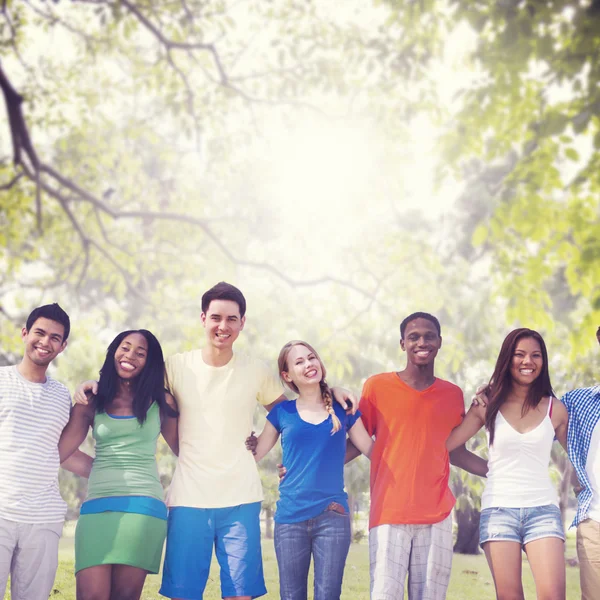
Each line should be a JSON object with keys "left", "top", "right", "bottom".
{"left": 359, "top": 312, "right": 487, "bottom": 600}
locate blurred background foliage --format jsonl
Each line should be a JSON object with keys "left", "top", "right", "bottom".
{"left": 1, "top": 0, "right": 599, "bottom": 552}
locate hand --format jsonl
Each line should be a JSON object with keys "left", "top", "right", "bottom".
{"left": 245, "top": 431, "right": 257, "bottom": 455}
{"left": 74, "top": 380, "right": 98, "bottom": 405}
{"left": 277, "top": 463, "right": 287, "bottom": 482}
{"left": 331, "top": 387, "right": 358, "bottom": 415}
{"left": 471, "top": 384, "right": 489, "bottom": 408}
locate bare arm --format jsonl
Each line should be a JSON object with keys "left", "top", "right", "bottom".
{"left": 347, "top": 418, "right": 373, "bottom": 458}
{"left": 253, "top": 421, "right": 281, "bottom": 462}
{"left": 449, "top": 444, "right": 488, "bottom": 477}
{"left": 61, "top": 449, "right": 94, "bottom": 478}
{"left": 551, "top": 398, "right": 568, "bottom": 453}
{"left": 160, "top": 392, "right": 179, "bottom": 456}
{"left": 446, "top": 404, "right": 486, "bottom": 452}
{"left": 58, "top": 401, "right": 95, "bottom": 463}
{"left": 73, "top": 380, "right": 98, "bottom": 405}
{"left": 344, "top": 439, "right": 362, "bottom": 464}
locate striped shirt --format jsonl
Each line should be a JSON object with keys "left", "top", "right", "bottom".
{"left": 562, "top": 385, "right": 600, "bottom": 528}
{"left": 0, "top": 365, "right": 71, "bottom": 523}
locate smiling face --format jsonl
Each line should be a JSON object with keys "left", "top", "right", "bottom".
{"left": 281, "top": 344, "right": 324, "bottom": 390}
{"left": 114, "top": 332, "right": 148, "bottom": 380}
{"left": 21, "top": 317, "right": 67, "bottom": 367}
{"left": 201, "top": 299, "right": 245, "bottom": 351}
{"left": 509, "top": 336, "right": 543, "bottom": 387}
{"left": 400, "top": 317, "right": 442, "bottom": 367}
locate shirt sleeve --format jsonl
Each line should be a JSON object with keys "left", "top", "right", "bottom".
{"left": 256, "top": 359, "right": 283, "bottom": 406}
{"left": 358, "top": 378, "right": 376, "bottom": 437}
{"left": 266, "top": 403, "right": 282, "bottom": 432}
{"left": 164, "top": 354, "right": 177, "bottom": 394}
{"left": 560, "top": 391, "right": 571, "bottom": 412}
{"left": 346, "top": 409, "right": 361, "bottom": 431}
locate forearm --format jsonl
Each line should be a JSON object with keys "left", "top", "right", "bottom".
{"left": 61, "top": 449, "right": 94, "bottom": 478}
{"left": 449, "top": 444, "right": 488, "bottom": 477}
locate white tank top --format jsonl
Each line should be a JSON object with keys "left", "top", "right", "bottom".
{"left": 481, "top": 398, "right": 558, "bottom": 510}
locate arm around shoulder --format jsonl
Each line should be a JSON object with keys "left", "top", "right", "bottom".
{"left": 446, "top": 403, "right": 486, "bottom": 453}
{"left": 347, "top": 418, "right": 373, "bottom": 459}
{"left": 59, "top": 401, "right": 95, "bottom": 463}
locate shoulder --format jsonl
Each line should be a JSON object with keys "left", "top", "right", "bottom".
{"left": 434, "top": 378, "right": 463, "bottom": 395}
{"left": 273, "top": 399, "right": 295, "bottom": 414}
{"left": 561, "top": 385, "right": 600, "bottom": 408}
{"left": 550, "top": 396, "right": 568, "bottom": 421}
{"left": 363, "top": 372, "right": 394, "bottom": 391}
{"left": 166, "top": 348, "right": 201, "bottom": 367}
{"left": 46, "top": 377, "right": 71, "bottom": 403}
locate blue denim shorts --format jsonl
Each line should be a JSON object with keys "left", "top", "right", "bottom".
{"left": 479, "top": 504, "right": 565, "bottom": 548}
{"left": 160, "top": 502, "right": 266, "bottom": 599}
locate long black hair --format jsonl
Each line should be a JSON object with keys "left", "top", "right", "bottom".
{"left": 95, "top": 329, "right": 177, "bottom": 423}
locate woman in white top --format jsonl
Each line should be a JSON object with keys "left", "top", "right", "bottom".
{"left": 447, "top": 328, "right": 568, "bottom": 600}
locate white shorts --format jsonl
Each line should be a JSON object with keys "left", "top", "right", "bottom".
{"left": 0, "top": 517, "right": 63, "bottom": 600}
{"left": 369, "top": 513, "right": 453, "bottom": 600}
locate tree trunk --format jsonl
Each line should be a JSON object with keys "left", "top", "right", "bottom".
{"left": 264, "top": 506, "right": 274, "bottom": 539}
{"left": 453, "top": 506, "right": 480, "bottom": 554}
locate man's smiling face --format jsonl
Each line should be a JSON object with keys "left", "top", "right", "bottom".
{"left": 400, "top": 317, "right": 442, "bottom": 366}
{"left": 201, "top": 299, "right": 245, "bottom": 351}
{"left": 21, "top": 317, "right": 67, "bottom": 367}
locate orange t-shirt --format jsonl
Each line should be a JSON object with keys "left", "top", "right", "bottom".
{"left": 360, "top": 373, "right": 464, "bottom": 528}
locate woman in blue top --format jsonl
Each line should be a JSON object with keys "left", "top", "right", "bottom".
{"left": 253, "top": 340, "right": 373, "bottom": 600}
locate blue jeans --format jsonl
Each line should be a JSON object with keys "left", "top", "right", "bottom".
{"left": 274, "top": 508, "right": 351, "bottom": 600}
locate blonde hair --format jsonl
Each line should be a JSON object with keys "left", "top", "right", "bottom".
{"left": 278, "top": 340, "right": 342, "bottom": 434}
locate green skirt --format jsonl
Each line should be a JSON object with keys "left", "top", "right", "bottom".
{"left": 75, "top": 511, "right": 167, "bottom": 574}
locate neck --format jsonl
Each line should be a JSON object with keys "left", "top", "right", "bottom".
{"left": 116, "top": 378, "right": 135, "bottom": 400}
{"left": 202, "top": 345, "right": 233, "bottom": 367}
{"left": 508, "top": 382, "right": 529, "bottom": 403}
{"left": 399, "top": 361, "right": 436, "bottom": 386}
{"left": 17, "top": 357, "right": 48, "bottom": 384}
{"left": 296, "top": 383, "right": 323, "bottom": 405}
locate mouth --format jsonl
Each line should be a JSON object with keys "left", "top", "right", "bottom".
{"left": 35, "top": 347, "right": 51, "bottom": 357}
{"left": 119, "top": 361, "right": 136, "bottom": 372}
{"left": 415, "top": 350, "right": 431, "bottom": 358}
{"left": 519, "top": 368, "right": 535, "bottom": 375}
{"left": 215, "top": 333, "right": 231, "bottom": 340}
{"left": 304, "top": 368, "right": 318, "bottom": 378}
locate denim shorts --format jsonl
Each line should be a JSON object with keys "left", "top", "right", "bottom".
{"left": 479, "top": 504, "right": 565, "bottom": 548}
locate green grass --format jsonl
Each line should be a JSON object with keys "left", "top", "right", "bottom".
{"left": 4, "top": 531, "right": 582, "bottom": 599}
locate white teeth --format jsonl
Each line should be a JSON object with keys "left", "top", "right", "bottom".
{"left": 417, "top": 351, "right": 429, "bottom": 356}
{"left": 520, "top": 369, "right": 534, "bottom": 374}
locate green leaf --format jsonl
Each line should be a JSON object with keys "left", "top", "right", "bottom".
{"left": 565, "top": 148, "right": 579, "bottom": 161}
{"left": 472, "top": 224, "right": 488, "bottom": 247}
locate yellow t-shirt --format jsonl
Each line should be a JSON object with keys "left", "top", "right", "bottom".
{"left": 165, "top": 350, "right": 281, "bottom": 508}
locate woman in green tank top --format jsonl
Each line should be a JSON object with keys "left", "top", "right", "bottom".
{"left": 59, "top": 329, "right": 178, "bottom": 600}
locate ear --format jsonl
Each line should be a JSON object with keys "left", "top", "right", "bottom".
{"left": 21, "top": 327, "right": 28, "bottom": 341}
{"left": 438, "top": 336, "right": 443, "bottom": 349}
{"left": 399, "top": 338, "right": 406, "bottom": 351}
{"left": 58, "top": 340, "right": 68, "bottom": 355}
{"left": 239, "top": 315, "right": 246, "bottom": 331}
{"left": 281, "top": 371, "right": 292, "bottom": 383}
{"left": 200, "top": 312, "right": 207, "bottom": 326}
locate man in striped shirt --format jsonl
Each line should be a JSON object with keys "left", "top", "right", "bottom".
{"left": 0, "top": 303, "right": 87, "bottom": 600}
{"left": 562, "top": 327, "right": 600, "bottom": 600}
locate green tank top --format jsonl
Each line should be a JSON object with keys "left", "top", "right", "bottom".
{"left": 87, "top": 401, "right": 164, "bottom": 501}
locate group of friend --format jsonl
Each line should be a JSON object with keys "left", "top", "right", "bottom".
{"left": 0, "top": 281, "right": 598, "bottom": 600}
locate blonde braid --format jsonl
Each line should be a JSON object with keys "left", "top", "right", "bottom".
{"left": 320, "top": 379, "right": 342, "bottom": 434}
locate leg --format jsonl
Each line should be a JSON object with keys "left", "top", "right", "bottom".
{"left": 0, "top": 517, "right": 17, "bottom": 596}
{"left": 274, "top": 520, "right": 312, "bottom": 600}
{"left": 577, "top": 519, "right": 600, "bottom": 600}
{"left": 10, "top": 521, "right": 63, "bottom": 600}
{"left": 370, "top": 523, "right": 412, "bottom": 600}
{"left": 109, "top": 565, "right": 148, "bottom": 600}
{"left": 524, "top": 537, "right": 565, "bottom": 600}
{"left": 76, "top": 565, "right": 112, "bottom": 600}
{"left": 159, "top": 507, "right": 214, "bottom": 600}
{"left": 408, "top": 513, "right": 453, "bottom": 600}
{"left": 214, "top": 502, "right": 267, "bottom": 600}
{"left": 311, "top": 510, "right": 351, "bottom": 600}
{"left": 482, "top": 542, "right": 524, "bottom": 600}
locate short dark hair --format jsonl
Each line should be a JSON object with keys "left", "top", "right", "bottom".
{"left": 400, "top": 312, "right": 441, "bottom": 339}
{"left": 26, "top": 303, "right": 71, "bottom": 342}
{"left": 201, "top": 282, "right": 246, "bottom": 318}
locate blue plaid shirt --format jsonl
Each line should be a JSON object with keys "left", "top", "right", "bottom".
{"left": 562, "top": 385, "right": 600, "bottom": 528}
